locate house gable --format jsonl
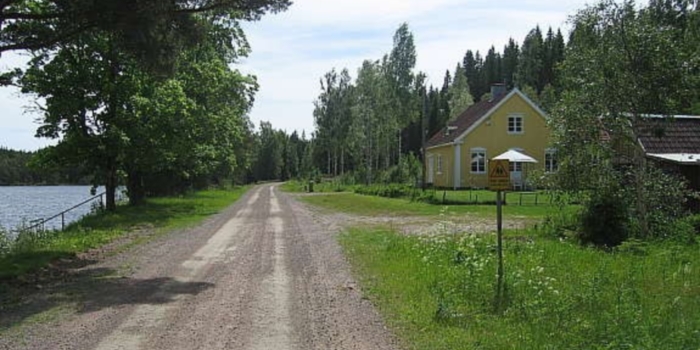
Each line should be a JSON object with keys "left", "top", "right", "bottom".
{"left": 454, "top": 88, "right": 547, "bottom": 143}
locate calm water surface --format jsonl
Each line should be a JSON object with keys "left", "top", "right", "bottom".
{"left": 0, "top": 186, "right": 104, "bottom": 232}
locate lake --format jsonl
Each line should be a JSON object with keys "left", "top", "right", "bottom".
{"left": 0, "top": 186, "right": 106, "bottom": 232}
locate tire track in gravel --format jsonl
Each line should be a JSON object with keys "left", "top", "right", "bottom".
{"left": 94, "top": 187, "right": 266, "bottom": 350}
{"left": 248, "top": 188, "right": 293, "bottom": 350}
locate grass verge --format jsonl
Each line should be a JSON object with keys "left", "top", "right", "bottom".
{"left": 0, "top": 187, "right": 249, "bottom": 281}
{"left": 340, "top": 227, "right": 700, "bottom": 349}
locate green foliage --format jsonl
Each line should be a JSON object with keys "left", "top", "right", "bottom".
{"left": 579, "top": 187, "right": 630, "bottom": 247}
{"left": 0, "top": 0, "right": 291, "bottom": 75}
{"left": 536, "top": 207, "right": 580, "bottom": 240}
{"left": 551, "top": 0, "right": 699, "bottom": 244}
{"left": 631, "top": 166, "right": 689, "bottom": 240}
{"left": 252, "top": 121, "right": 285, "bottom": 181}
{"left": 447, "top": 64, "right": 474, "bottom": 120}
{"left": 313, "top": 24, "right": 421, "bottom": 180}
{"left": 353, "top": 184, "right": 414, "bottom": 199}
{"left": 19, "top": 19, "right": 258, "bottom": 207}
{"left": 341, "top": 227, "right": 700, "bottom": 349}
{"left": 665, "top": 214, "right": 700, "bottom": 244}
{"left": 685, "top": 214, "right": 700, "bottom": 235}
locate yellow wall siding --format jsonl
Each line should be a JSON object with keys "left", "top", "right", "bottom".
{"left": 426, "top": 145, "right": 454, "bottom": 188}
{"left": 458, "top": 93, "right": 551, "bottom": 188}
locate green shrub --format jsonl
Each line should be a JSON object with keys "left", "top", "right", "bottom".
{"left": 686, "top": 214, "right": 700, "bottom": 235}
{"left": 663, "top": 214, "right": 700, "bottom": 244}
{"left": 413, "top": 190, "right": 437, "bottom": 203}
{"left": 579, "top": 189, "right": 629, "bottom": 247}
{"left": 353, "top": 183, "right": 415, "bottom": 199}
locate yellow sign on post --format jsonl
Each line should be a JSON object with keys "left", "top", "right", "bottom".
{"left": 488, "top": 159, "right": 510, "bottom": 191}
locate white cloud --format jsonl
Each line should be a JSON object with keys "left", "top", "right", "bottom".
{"left": 0, "top": 0, "right": 593, "bottom": 150}
{"left": 239, "top": 0, "right": 591, "bottom": 135}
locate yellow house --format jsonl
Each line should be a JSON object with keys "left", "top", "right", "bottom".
{"left": 425, "top": 86, "right": 553, "bottom": 189}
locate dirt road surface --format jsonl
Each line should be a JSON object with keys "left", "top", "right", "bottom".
{"left": 0, "top": 184, "right": 399, "bottom": 350}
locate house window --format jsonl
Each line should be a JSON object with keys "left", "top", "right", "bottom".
{"left": 470, "top": 148, "right": 486, "bottom": 174}
{"left": 508, "top": 115, "right": 523, "bottom": 134}
{"left": 437, "top": 154, "right": 443, "bottom": 174}
{"left": 545, "top": 149, "right": 558, "bottom": 172}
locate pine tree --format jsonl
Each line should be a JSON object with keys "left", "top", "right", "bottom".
{"left": 517, "top": 26, "right": 544, "bottom": 92}
{"left": 502, "top": 38, "right": 520, "bottom": 89}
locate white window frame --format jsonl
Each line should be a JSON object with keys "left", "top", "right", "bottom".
{"left": 507, "top": 114, "right": 524, "bottom": 134}
{"left": 470, "top": 148, "right": 486, "bottom": 174}
{"left": 437, "top": 154, "right": 443, "bottom": 174}
{"left": 545, "top": 148, "right": 558, "bottom": 173}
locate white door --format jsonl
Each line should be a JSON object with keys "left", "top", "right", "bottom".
{"left": 510, "top": 161, "right": 523, "bottom": 190}
{"left": 427, "top": 155, "right": 434, "bottom": 184}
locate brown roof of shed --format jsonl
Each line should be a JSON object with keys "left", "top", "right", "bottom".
{"left": 426, "top": 94, "right": 507, "bottom": 148}
{"left": 636, "top": 116, "right": 700, "bottom": 154}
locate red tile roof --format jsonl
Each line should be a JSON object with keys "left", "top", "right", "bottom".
{"left": 426, "top": 94, "right": 507, "bottom": 148}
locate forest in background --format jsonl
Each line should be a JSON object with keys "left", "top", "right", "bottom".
{"left": 0, "top": 147, "right": 88, "bottom": 185}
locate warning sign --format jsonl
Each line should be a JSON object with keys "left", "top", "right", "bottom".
{"left": 489, "top": 160, "right": 510, "bottom": 191}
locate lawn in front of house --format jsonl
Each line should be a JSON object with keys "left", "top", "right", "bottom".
{"left": 298, "top": 192, "right": 571, "bottom": 219}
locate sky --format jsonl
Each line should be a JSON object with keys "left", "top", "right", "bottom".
{"left": 0, "top": 0, "right": 592, "bottom": 151}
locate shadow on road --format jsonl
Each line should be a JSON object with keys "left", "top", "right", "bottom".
{"left": 0, "top": 254, "right": 213, "bottom": 332}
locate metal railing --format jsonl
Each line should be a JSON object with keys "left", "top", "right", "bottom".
{"left": 20, "top": 192, "right": 106, "bottom": 232}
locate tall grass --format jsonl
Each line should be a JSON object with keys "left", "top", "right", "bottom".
{"left": 341, "top": 227, "right": 700, "bottom": 349}
{"left": 0, "top": 187, "right": 249, "bottom": 280}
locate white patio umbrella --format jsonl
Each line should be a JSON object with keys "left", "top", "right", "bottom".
{"left": 492, "top": 149, "right": 537, "bottom": 191}
{"left": 492, "top": 149, "right": 538, "bottom": 163}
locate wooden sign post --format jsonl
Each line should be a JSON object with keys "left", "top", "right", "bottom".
{"left": 489, "top": 159, "right": 510, "bottom": 311}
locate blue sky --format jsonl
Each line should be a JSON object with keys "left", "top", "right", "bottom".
{"left": 0, "top": 0, "right": 591, "bottom": 151}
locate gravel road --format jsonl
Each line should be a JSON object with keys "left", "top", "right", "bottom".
{"left": 0, "top": 184, "right": 399, "bottom": 350}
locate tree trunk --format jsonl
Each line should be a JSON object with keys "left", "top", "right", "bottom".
{"left": 375, "top": 147, "right": 380, "bottom": 177}
{"left": 397, "top": 130, "right": 402, "bottom": 164}
{"left": 104, "top": 39, "right": 119, "bottom": 212}
{"left": 105, "top": 165, "right": 117, "bottom": 211}
{"left": 127, "top": 170, "right": 145, "bottom": 206}
{"left": 635, "top": 146, "right": 649, "bottom": 237}
{"left": 327, "top": 151, "right": 331, "bottom": 175}
{"left": 341, "top": 148, "right": 345, "bottom": 175}
{"left": 333, "top": 148, "right": 338, "bottom": 176}
{"left": 367, "top": 138, "right": 373, "bottom": 185}
{"left": 385, "top": 142, "right": 391, "bottom": 170}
